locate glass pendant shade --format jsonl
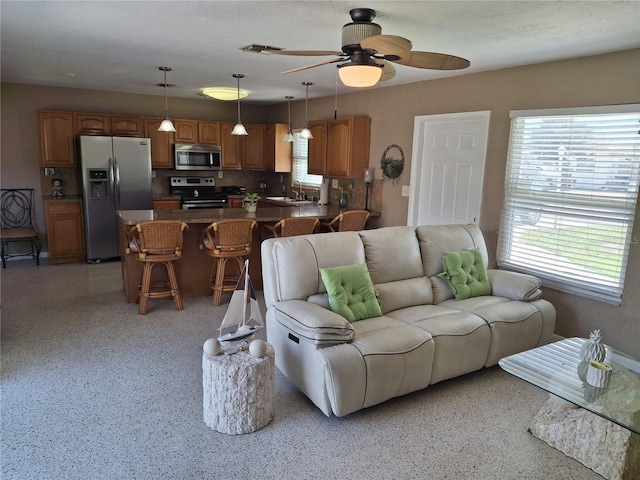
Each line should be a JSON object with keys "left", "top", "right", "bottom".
{"left": 299, "top": 128, "right": 313, "bottom": 139}
{"left": 231, "top": 123, "right": 248, "bottom": 136}
{"left": 157, "top": 67, "right": 176, "bottom": 132}
{"left": 231, "top": 73, "right": 247, "bottom": 136}
{"left": 158, "top": 119, "right": 176, "bottom": 132}
{"left": 338, "top": 63, "right": 383, "bottom": 88}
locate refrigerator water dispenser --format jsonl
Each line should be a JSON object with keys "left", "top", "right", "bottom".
{"left": 89, "top": 169, "right": 108, "bottom": 199}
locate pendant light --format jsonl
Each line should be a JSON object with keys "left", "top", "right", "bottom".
{"left": 284, "top": 96, "right": 294, "bottom": 142}
{"left": 157, "top": 67, "right": 176, "bottom": 132}
{"left": 299, "top": 82, "right": 313, "bottom": 140}
{"left": 231, "top": 73, "right": 248, "bottom": 136}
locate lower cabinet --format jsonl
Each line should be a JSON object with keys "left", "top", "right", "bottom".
{"left": 45, "top": 200, "right": 86, "bottom": 264}
{"left": 152, "top": 199, "right": 181, "bottom": 210}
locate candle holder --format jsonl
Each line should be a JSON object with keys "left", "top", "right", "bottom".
{"left": 364, "top": 167, "right": 373, "bottom": 211}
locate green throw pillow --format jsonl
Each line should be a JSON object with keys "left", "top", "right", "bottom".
{"left": 437, "top": 248, "right": 491, "bottom": 300}
{"left": 320, "top": 264, "right": 382, "bottom": 322}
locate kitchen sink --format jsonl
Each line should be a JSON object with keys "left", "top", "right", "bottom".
{"left": 265, "top": 196, "right": 313, "bottom": 206}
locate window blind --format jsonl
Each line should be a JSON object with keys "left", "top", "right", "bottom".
{"left": 497, "top": 104, "right": 640, "bottom": 304}
{"left": 292, "top": 132, "right": 323, "bottom": 188}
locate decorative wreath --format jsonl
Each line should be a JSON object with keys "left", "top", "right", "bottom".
{"left": 380, "top": 144, "right": 405, "bottom": 183}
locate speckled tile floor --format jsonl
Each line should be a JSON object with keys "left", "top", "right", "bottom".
{"left": 1, "top": 259, "right": 602, "bottom": 480}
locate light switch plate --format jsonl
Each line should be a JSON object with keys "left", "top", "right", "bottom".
{"left": 332, "top": 179, "right": 339, "bottom": 188}
{"left": 402, "top": 185, "right": 410, "bottom": 197}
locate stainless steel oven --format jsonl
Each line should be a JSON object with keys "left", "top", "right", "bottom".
{"left": 169, "top": 177, "right": 227, "bottom": 209}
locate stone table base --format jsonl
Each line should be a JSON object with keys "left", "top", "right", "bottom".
{"left": 202, "top": 346, "right": 275, "bottom": 435}
{"left": 529, "top": 394, "right": 640, "bottom": 480}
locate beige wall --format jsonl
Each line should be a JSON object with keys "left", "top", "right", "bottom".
{"left": 2, "top": 48, "right": 639, "bottom": 355}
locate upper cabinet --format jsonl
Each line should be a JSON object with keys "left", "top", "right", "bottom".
{"left": 75, "top": 113, "right": 110, "bottom": 135}
{"left": 198, "top": 122, "right": 221, "bottom": 145}
{"left": 38, "top": 111, "right": 75, "bottom": 167}
{"left": 308, "top": 117, "right": 371, "bottom": 179}
{"left": 111, "top": 116, "right": 143, "bottom": 137}
{"left": 143, "top": 117, "right": 174, "bottom": 169}
{"left": 174, "top": 119, "right": 198, "bottom": 143}
{"left": 307, "top": 120, "right": 328, "bottom": 176}
{"left": 264, "top": 124, "right": 292, "bottom": 173}
{"left": 174, "top": 120, "right": 221, "bottom": 145}
{"left": 220, "top": 123, "right": 264, "bottom": 170}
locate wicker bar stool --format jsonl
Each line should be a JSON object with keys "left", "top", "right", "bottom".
{"left": 320, "top": 210, "right": 370, "bottom": 232}
{"left": 201, "top": 219, "right": 257, "bottom": 306}
{"left": 262, "top": 217, "right": 319, "bottom": 240}
{"left": 126, "top": 220, "right": 188, "bottom": 315}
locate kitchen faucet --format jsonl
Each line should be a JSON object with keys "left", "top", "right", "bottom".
{"left": 292, "top": 180, "right": 302, "bottom": 200}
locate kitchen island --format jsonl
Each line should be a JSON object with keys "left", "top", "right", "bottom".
{"left": 117, "top": 205, "right": 378, "bottom": 303}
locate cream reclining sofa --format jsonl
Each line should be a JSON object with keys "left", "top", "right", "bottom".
{"left": 261, "top": 224, "right": 555, "bottom": 417}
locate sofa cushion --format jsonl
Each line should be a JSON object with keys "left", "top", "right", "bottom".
{"left": 438, "top": 248, "right": 491, "bottom": 300}
{"left": 375, "top": 277, "right": 433, "bottom": 314}
{"left": 320, "top": 264, "right": 382, "bottom": 322}
{"left": 359, "top": 226, "right": 424, "bottom": 284}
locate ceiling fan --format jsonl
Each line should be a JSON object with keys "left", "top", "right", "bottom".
{"left": 263, "top": 8, "right": 470, "bottom": 88}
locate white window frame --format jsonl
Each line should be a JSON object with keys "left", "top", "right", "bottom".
{"left": 292, "top": 131, "right": 323, "bottom": 188}
{"left": 497, "top": 104, "right": 640, "bottom": 305}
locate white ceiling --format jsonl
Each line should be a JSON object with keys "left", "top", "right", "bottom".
{"left": 2, "top": 1, "right": 639, "bottom": 105}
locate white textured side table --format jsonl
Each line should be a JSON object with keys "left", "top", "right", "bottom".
{"left": 202, "top": 345, "right": 275, "bottom": 435}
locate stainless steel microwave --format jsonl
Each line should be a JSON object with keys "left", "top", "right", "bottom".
{"left": 174, "top": 144, "right": 222, "bottom": 170}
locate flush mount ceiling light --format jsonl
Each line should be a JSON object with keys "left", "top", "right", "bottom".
{"left": 157, "top": 67, "right": 176, "bottom": 132}
{"left": 231, "top": 74, "right": 248, "bottom": 136}
{"left": 284, "top": 96, "right": 294, "bottom": 142}
{"left": 201, "top": 87, "right": 248, "bottom": 101}
{"left": 299, "top": 82, "right": 313, "bottom": 140}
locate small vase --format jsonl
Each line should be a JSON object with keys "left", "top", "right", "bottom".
{"left": 338, "top": 192, "right": 348, "bottom": 208}
{"left": 246, "top": 204, "right": 257, "bottom": 213}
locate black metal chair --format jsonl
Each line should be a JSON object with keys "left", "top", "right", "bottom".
{"left": 0, "top": 189, "right": 42, "bottom": 268}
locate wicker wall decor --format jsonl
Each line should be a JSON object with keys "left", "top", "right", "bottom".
{"left": 381, "top": 144, "right": 404, "bottom": 183}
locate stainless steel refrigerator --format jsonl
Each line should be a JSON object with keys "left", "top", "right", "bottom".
{"left": 78, "top": 135, "right": 153, "bottom": 262}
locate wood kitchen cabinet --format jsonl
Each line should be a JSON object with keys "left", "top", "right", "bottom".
{"left": 143, "top": 117, "right": 174, "bottom": 169}
{"left": 174, "top": 119, "right": 198, "bottom": 143}
{"left": 38, "top": 111, "right": 75, "bottom": 167}
{"left": 111, "top": 116, "right": 143, "bottom": 137}
{"left": 198, "top": 122, "right": 221, "bottom": 145}
{"left": 227, "top": 196, "right": 245, "bottom": 208}
{"left": 152, "top": 199, "right": 181, "bottom": 210}
{"left": 307, "top": 120, "right": 328, "bottom": 175}
{"left": 264, "top": 123, "right": 292, "bottom": 172}
{"left": 308, "top": 117, "right": 371, "bottom": 178}
{"left": 220, "top": 123, "right": 264, "bottom": 170}
{"left": 45, "top": 199, "right": 86, "bottom": 264}
{"left": 75, "top": 113, "right": 111, "bottom": 135}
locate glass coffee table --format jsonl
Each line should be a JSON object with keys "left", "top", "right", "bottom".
{"left": 500, "top": 337, "right": 640, "bottom": 480}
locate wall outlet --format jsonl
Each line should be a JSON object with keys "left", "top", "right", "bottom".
{"left": 218, "top": 171, "right": 224, "bottom": 179}
{"left": 44, "top": 167, "right": 54, "bottom": 176}
{"left": 402, "top": 185, "right": 411, "bottom": 197}
{"left": 332, "top": 179, "right": 339, "bottom": 188}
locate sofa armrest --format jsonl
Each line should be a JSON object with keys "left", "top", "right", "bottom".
{"left": 271, "top": 300, "right": 355, "bottom": 346}
{"left": 488, "top": 269, "right": 542, "bottom": 301}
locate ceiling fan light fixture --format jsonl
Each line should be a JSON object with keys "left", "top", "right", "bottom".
{"left": 157, "top": 66, "right": 176, "bottom": 132}
{"left": 231, "top": 73, "right": 248, "bottom": 136}
{"left": 338, "top": 62, "right": 383, "bottom": 88}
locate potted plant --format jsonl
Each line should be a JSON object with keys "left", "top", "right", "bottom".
{"left": 243, "top": 192, "right": 260, "bottom": 213}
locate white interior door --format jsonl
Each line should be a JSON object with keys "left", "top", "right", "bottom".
{"left": 407, "top": 111, "right": 490, "bottom": 226}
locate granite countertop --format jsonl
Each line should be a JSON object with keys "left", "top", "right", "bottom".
{"left": 42, "top": 195, "right": 83, "bottom": 201}
{"left": 118, "top": 205, "right": 379, "bottom": 225}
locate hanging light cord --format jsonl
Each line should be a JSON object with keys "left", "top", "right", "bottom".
{"left": 236, "top": 75, "right": 242, "bottom": 123}
{"left": 163, "top": 68, "right": 169, "bottom": 119}
{"left": 305, "top": 83, "right": 310, "bottom": 127}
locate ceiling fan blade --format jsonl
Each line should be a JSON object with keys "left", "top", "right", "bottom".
{"left": 393, "top": 51, "right": 470, "bottom": 70}
{"left": 373, "top": 59, "right": 396, "bottom": 81}
{"left": 361, "top": 35, "right": 412, "bottom": 55}
{"left": 263, "top": 49, "right": 344, "bottom": 57}
{"left": 281, "top": 57, "right": 345, "bottom": 74}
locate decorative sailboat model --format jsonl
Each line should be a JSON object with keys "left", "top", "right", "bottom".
{"left": 216, "top": 259, "right": 264, "bottom": 352}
